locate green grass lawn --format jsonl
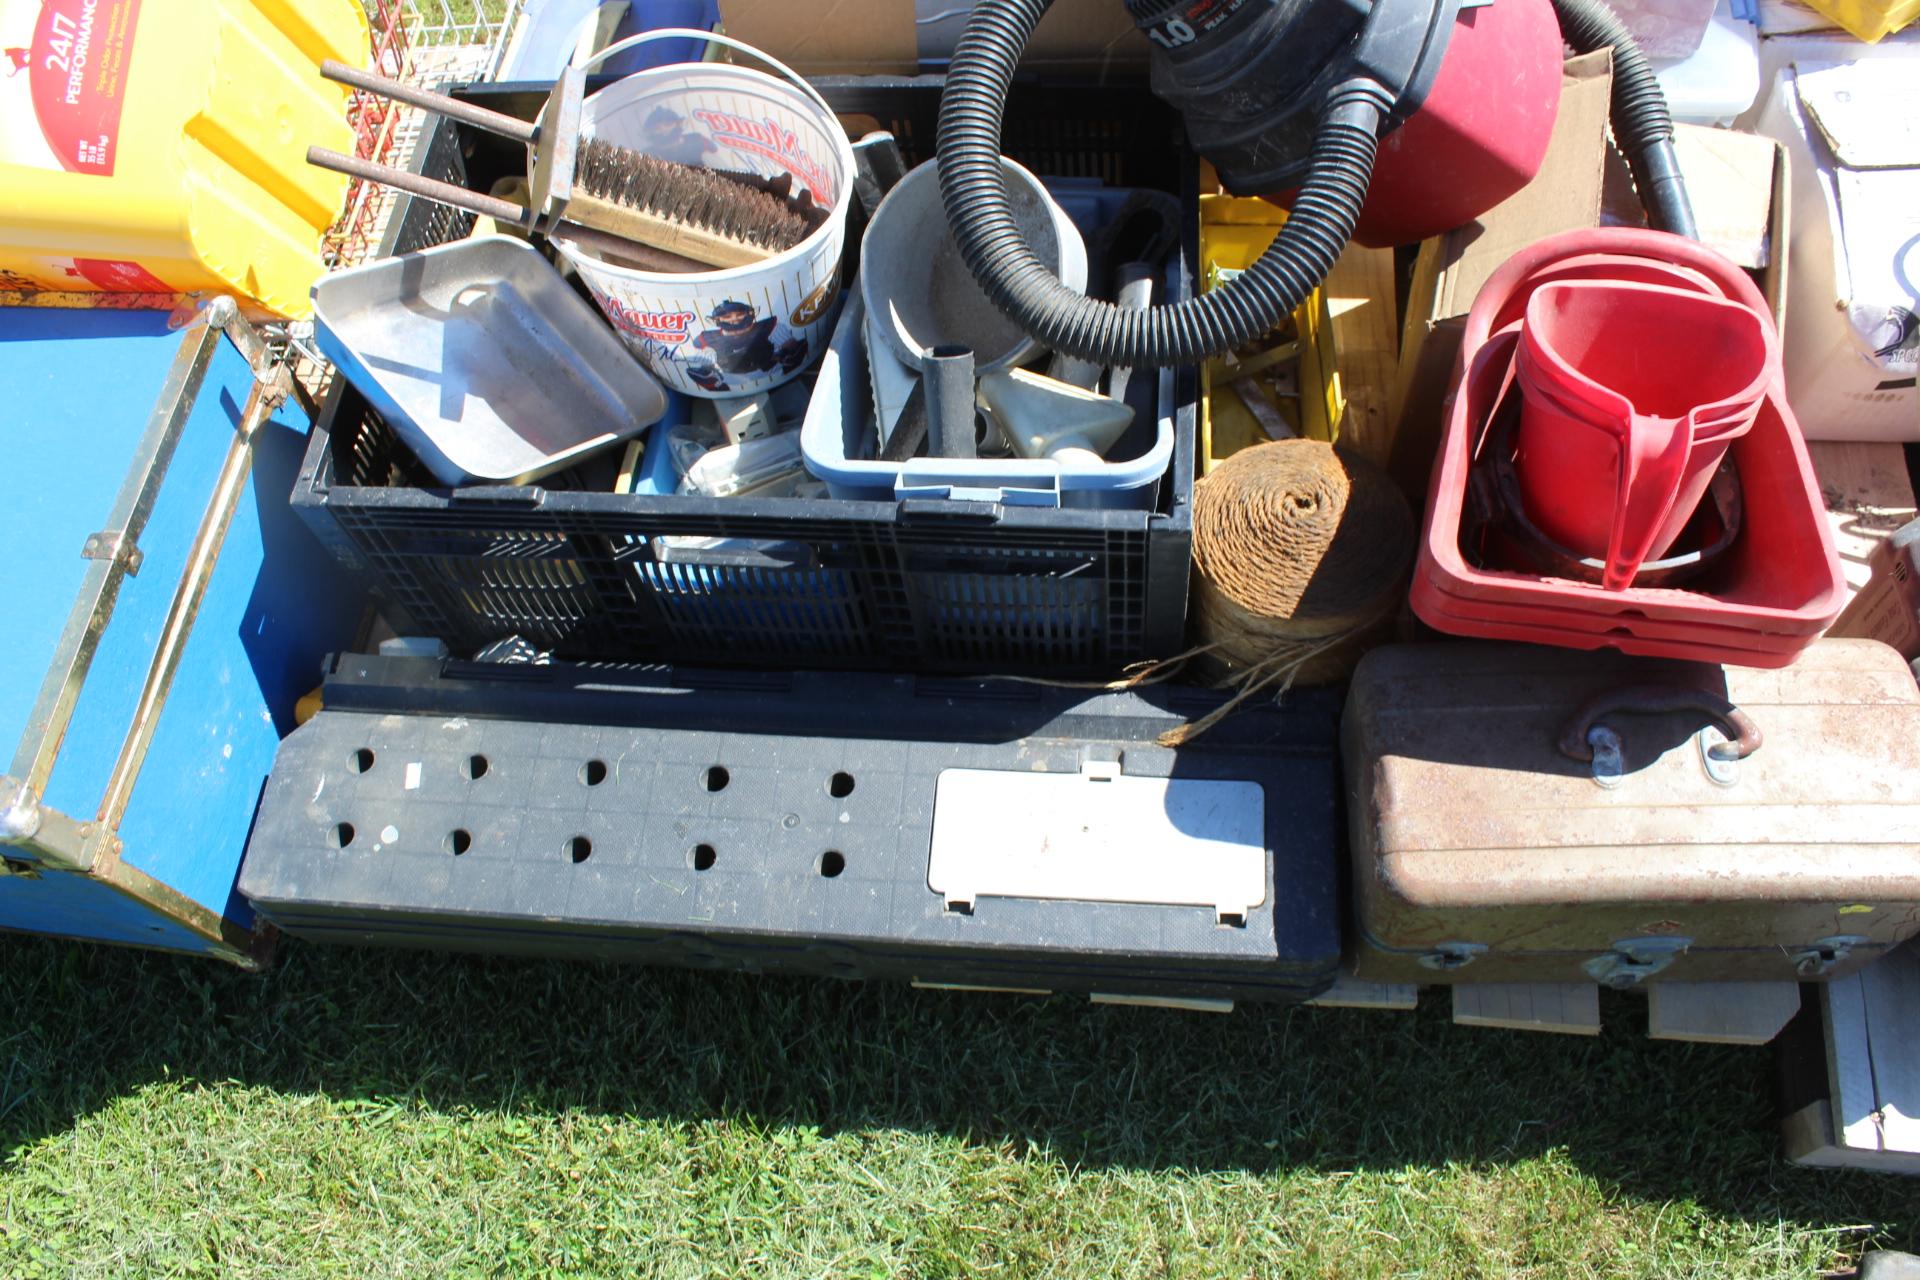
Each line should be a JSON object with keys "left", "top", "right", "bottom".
{"left": 2, "top": 936, "right": 1914, "bottom": 1278}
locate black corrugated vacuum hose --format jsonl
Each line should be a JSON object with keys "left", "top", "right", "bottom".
{"left": 1550, "top": 0, "right": 1697, "bottom": 240}
{"left": 936, "top": 0, "right": 1389, "bottom": 368}
{"left": 934, "top": 0, "right": 1697, "bottom": 368}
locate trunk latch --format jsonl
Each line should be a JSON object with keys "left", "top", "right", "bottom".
{"left": 1583, "top": 936, "right": 1693, "bottom": 988}
{"left": 1417, "top": 942, "right": 1488, "bottom": 972}
{"left": 1792, "top": 935, "right": 1869, "bottom": 978}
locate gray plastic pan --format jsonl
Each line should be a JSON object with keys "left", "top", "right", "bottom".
{"left": 313, "top": 235, "right": 667, "bottom": 486}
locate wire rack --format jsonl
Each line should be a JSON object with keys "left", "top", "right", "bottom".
{"left": 321, "top": 0, "right": 527, "bottom": 271}
{"left": 408, "top": 0, "right": 520, "bottom": 51}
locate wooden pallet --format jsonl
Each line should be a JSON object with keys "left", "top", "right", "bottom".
{"left": 1781, "top": 942, "right": 1920, "bottom": 1175}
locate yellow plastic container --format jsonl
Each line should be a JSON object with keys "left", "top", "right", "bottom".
{"left": 1197, "top": 196, "right": 1342, "bottom": 472}
{"left": 1801, "top": 0, "right": 1918, "bottom": 40}
{"left": 0, "top": 0, "right": 365, "bottom": 318}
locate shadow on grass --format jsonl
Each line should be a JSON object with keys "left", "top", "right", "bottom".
{"left": 2, "top": 934, "right": 1915, "bottom": 1248}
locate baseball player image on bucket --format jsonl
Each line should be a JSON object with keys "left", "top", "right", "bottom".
{"left": 683, "top": 298, "right": 810, "bottom": 394}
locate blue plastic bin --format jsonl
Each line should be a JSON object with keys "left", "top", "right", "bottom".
{"left": 801, "top": 179, "right": 1177, "bottom": 510}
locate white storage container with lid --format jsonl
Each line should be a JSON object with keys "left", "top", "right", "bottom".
{"left": 1652, "top": 0, "right": 1762, "bottom": 124}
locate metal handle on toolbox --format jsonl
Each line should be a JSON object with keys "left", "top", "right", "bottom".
{"left": 1557, "top": 686, "right": 1762, "bottom": 764}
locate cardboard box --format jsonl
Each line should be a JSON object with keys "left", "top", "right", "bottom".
{"left": 1385, "top": 51, "right": 1615, "bottom": 501}
{"left": 718, "top": 0, "right": 1149, "bottom": 76}
{"left": 1752, "top": 59, "right": 1920, "bottom": 440}
{"left": 1601, "top": 123, "right": 1790, "bottom": 324}
{"left": 1829, "top": 515, "right": 1920, "bottom": 657}
{"left": 1741, "top": 29, "right": 1920, "bottom": 135}
{"left": 1673, "top": 127, "right": 1788, "bottom": 295}
{"left": 1387, "top": 51, "right": 1797, "bottom": 501}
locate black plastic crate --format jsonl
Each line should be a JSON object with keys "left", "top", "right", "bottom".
{"left": 293, "top": 78, "right": 1197, "bottom": 676}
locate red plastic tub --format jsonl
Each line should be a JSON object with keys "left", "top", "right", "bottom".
{"left": 1407, "top": 593, "right": 1814, "bottom": 666}
{"left": 1414, "top": 228, "right": 1845, "bottom": 666}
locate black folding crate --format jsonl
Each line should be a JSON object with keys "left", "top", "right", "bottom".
{"left": 291, "top": 78, "right": 1199, "bottom": 677}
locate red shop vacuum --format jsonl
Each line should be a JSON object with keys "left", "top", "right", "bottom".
{"left": 931, "top": 0, "right": 1843, "bottom": 666}
{"left": 1129, "top": 0, "right": 1565, "bottom": 249}
{"left": 930, "top": 0, "right": 1697, "bottom": 367}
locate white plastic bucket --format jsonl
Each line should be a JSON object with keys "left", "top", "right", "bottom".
{"left": 554, "top": 30, "right": 856, "bottom": 398}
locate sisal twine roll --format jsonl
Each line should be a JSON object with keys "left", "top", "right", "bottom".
{"left": 1190, "top": 439, "right": 1415, "bottom": 688}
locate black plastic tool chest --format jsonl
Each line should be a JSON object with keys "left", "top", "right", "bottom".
{"left": 239, "top": 655, "right": 1344, "bottom": 1002}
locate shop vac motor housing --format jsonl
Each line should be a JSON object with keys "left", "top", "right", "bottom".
{"left": 1125, "top": 0, "right": 1566, "bottom": 248}
{"left": 936, "top": 0, "right": 1692, "bottom": 366}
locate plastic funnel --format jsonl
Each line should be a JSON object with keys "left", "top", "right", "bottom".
{"left": 1513, "top": 279, "right": 1772, "bottom": 590}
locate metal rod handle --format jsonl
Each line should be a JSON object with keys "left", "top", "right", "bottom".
{"left": 308, "top": 149, "right": 711, "bottom": 273}
{"left": 307, "top": 147, "right": 533, "bottom": 227}
{"left": 319, "top": 59, "right": 538, "bottom": 145}
{"left": 1557, "top": 686, "right": 1763, "bottom": 763}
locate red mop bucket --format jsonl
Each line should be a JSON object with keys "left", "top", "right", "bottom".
{"left": 1413, "top": 226, "right": 1846, "bottom": 668}
{"left": 1513, "top": 279, "right": 1775, "bottom": 590}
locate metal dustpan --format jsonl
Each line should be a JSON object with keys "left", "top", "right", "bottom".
{"left": 313, "top": 236, "right": 667, "bottom": 486}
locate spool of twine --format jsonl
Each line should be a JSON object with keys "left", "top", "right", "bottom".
{"left": 1190, "top": 439, "right": 1415, "bottom": 690}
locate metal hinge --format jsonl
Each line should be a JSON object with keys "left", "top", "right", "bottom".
{"left": 1417, "top": 941, "right": 1489, "bottom": 972}
{"left": 0, "top": 775, "right": 99, "bottom": 873}
{"left": 1583, "top": 935, "right": 1693, "bottom": 988}
{"left": 1, "top": 776, "right": 43, "bottom": 844}
{"left": 199, "top": 296, "right": 267, "bottom": 373}
{"left": 1792, "top": 935, "right": 1870, "bottom": 978}
{"left": 81, "top": 529, "right": 143, "bottom": 575}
